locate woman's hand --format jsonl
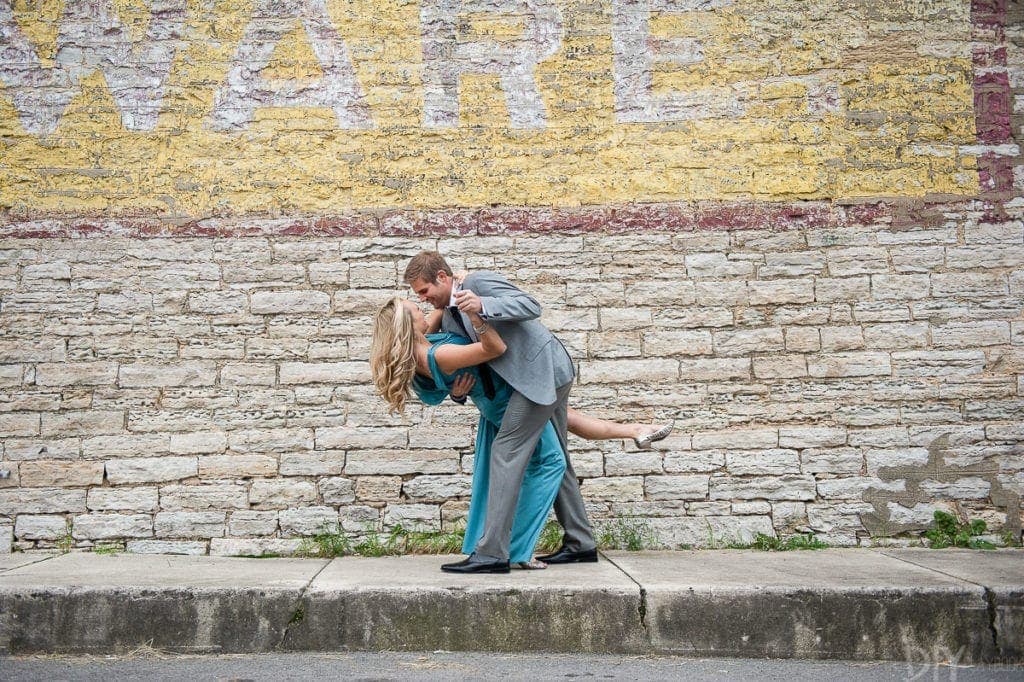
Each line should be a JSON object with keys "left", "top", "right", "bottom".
{"left": 450, "top": 374, "right": 476, "bottom": 400}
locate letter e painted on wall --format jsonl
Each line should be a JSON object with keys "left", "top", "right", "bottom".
{"left": 612, "top": 0, "right": 742, "bottom": 122}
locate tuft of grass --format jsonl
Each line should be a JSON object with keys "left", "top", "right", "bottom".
{"left": 353, "top": 527, "right": 403, "bottom": 557}
{"left": 924, "top": 510, "right": 996, "bottom": 550}
{"left": 93, "top": 544, "right": 122, "bottom": 555}
{"left": 1001, "top": 529, "right": 1022, "bottom": 547}
{"left": 56, "top": 530, "right": 74, "bottom": 554}
{"left": 535, "top": 520, "right": 563, "bottom": 554}
{"left": 596, "top": 518, "right": 658, "bottom": 551}
{"left": 297, "top": 523, "right": 353, "bottom": 558}
{"left": 403, "top": 524, "right": 466, "bottom": 554}
{"left": 747, "top": 533, "right": 828, "bottom": 551}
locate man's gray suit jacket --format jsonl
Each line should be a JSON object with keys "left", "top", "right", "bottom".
{"left": 442, "top": 270, "right": 574, "bottom": 406}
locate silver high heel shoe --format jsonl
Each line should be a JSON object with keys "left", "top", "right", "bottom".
{"left": 633, "top": 421, "right": 674, "bottom": 450}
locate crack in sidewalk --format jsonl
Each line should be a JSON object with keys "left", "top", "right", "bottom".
{"left": 274, "top": 558, "right": 333, "bottom": 650}
{"left": 600, "top": 552, "right": 649, "bottom": 636}
{"left": 0, "top": 552, "right": 61, "bottom": 575}
{"left": 877, "top": 550, "right": 1004, "bottom": 659}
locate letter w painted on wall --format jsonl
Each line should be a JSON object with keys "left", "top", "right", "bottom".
{"left": 0, "top": 0, "right": 187, "bottom": 137}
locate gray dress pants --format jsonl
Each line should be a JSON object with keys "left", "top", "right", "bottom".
{"left": 474, "top": 380, "right": 596, "bottom": 559}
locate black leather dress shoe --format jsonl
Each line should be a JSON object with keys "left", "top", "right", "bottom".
{"left": 441, "top": 554, "right": 511, "bottom": 574}
{"left": 534, "top": 546, "right": 599, "bottom": 564}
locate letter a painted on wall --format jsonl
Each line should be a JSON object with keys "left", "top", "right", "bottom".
{"left": 208, "top": 0, "right": 372, "bottom": 131}
{"left": 421, "top": 0, "right": 563, "bottom": 129}
{"left": 0, "top": 0, "right": 187, "bottom": 137}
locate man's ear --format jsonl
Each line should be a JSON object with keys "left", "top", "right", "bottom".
{"left": 436, "top": 271, "right": 450, "bottom": 285}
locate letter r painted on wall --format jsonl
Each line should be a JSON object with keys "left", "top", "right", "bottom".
{"left": 612, "top": 0, "right": 743, "bottom": 122}
{"left": 420, "top": 0, "right": 563, "bottom": 129}
{"left": 208, "top": 0, "right": 372, "bottom": 132}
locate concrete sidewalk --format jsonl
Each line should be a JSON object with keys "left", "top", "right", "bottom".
{"left": 0, "top": 549, "right": 1020, "bottom": 663}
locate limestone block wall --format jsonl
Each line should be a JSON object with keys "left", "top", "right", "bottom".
{"left": 0, "top": 0, "right": 1022, "bottom": 554}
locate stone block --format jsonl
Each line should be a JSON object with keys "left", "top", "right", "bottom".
{"left": 87, "top": 487, "right": 159, "bottom": 512}
{"left": 800, "top": 448, "right": 863, "bottom": 474}
{"left": 402, "top": 475, "right": 473, "bottom": 501}
{"left": 808, "top": 352, "right": 891, "bottom": 377}
{"left": 345, "top": 449, "right": 459, "bottom": 475}
{"left": 250, "top": 479, "right": 317, "bottom": 509}
{"left": 663, "top": 450, "right": 725, "bottom": 473}
{"left": 605, "top": 451, "right": 663, "bottom": 476}
{"left": 280, "top": 451, "right": 346, "bottom": 476}
{"left": 279, "top": 507, "right": 339, "bottom": 536}
{"left": 280, "top": 362, "right": 369, "bottom": 384}
{"left": 578, "top": 359, "right": 678, "bottom": 384}
{"left": 198, "top": 454, "right": 278, "bottom": 478}
{"left": 932, "top": 322, "right": 1011, "bottom": 348}
{"left": 159, "top": 484, "right": 248, "bottom": 511}
{"left": 18, "top": 460, "right": 103, "bottom": 487}
{"left": 863, "top": 323, "right": 929, "bottom": 349}
{"left": 228, "top": 511, "right": 279, "bottom": 537}
{"left": 580, "top": 476, "right": 644, "bottom": 501}
{"left": 14, "top": 515, "right": 69, "bottom": 540}
{"left": 709, "top": 475, "right": 816, "bottom": 501}
{"left": 815, "top": 277, "right": 870, "bottom": 302}
{"left": 316, "top": 476, "right": 355, "bottom": 505}
{"left": 383, "top": 504, "right": 440, "bottom": 531}
{"left": 753, "top": 355, "right": 807, "bottom": 378}
{"left": 712, "top": 328, "right": 784, "bottom": 356}
{"left": 871, "top": 274, "right": 930, "bottom": 300}
{"left": 778, "top": 426, "right": 846, "bottom": 448}
{"left": 677, "top": 358, "right": 750, "bottom": 380}
{"left": 692, "top": 428, "right": 778, "bottom": 450}
{"left": 250, "top": 291, "right": 331, "bottom": 314}
{"left": 316, "top": 426, "right": 408, "bottom": 449}
{"left": 126, "top": 540, "right": 208, "bottom": 555}
{"left": 354, "top": 476, "right": 402, "bottom": 501}
{"left": 106, "top": 456, "right": 197, "bottom": 484}
{"left": 72, "top": 513, "right": 152, "bottom": 540}
{"left": 725, "top": 449, "right": 800, "bottom": 475}
{"left": 154, "top": 512, "right": 227, "bottom": 538}
{"left": 0, "top": 488, "right": 86, "bottom": 514}
{"left": 642, "top": 331, "right": 712, "bottom": 357}
{"left": 819, "top": 326, "right": 864, "bottom": 351}
{"left": 119, "top": 362, "right": 216, "bottom": 388}
{"left": 748, "top": 279, "right": 814, "bottom": 305}
{"left": 228, "top": 428, "right": 314, "bottom": 453}
{"left": 644, "top": 475, "right": 709, "bottom": 500}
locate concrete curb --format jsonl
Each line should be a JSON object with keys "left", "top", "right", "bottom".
{"left": 0, "top": 549, "right": 1020, "bottom": 662}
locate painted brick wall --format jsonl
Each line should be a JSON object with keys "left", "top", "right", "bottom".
{"left": 0, "top": 0, "right": 1021, "bottom": 554}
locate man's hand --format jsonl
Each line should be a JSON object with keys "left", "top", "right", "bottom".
{"left": 450, "top": 374, "right": 476, "bottom": 400}
{"left": 454, "top": 288, "right": 483, "bottom": 316}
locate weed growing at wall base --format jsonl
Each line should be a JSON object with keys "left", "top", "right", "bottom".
{"left": 924, "top": 511, "right": 996, "bottom": 549}
{"left": 596, "top": 518, "right": 659, "bottom": 551}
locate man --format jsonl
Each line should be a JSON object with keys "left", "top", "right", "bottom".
{"left": 404, "top": 251, "right": 598, "bottom": 573}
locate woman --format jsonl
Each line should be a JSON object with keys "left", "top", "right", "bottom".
{"left": 370, "top": 297, "right": 672, "bottom": 568}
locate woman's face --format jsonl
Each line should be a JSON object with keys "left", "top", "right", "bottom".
{"left": 401, "top": 299, "right": 428, "bottom": 336}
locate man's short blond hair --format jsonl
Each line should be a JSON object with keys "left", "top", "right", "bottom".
{"left": 403, "top": 251, "right": 452, "bottom": 285}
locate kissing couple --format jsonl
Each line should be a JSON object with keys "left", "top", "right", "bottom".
{"left": 370, "top": 251, "right": 672, "bottom": 573}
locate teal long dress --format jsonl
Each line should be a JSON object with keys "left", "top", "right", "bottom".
{"left": 412, "top": 332, "right": 566, "bottom": 563}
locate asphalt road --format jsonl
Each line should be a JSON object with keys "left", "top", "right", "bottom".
{"left": 2, "top": 652, "right": 1022, "bottom": 681}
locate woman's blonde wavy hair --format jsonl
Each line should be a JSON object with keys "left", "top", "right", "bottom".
{"left": 370, "top": 296, "right": 418, "bottom": 414}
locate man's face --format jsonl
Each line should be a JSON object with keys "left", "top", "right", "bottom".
{"left": 409, "top": 272, "right": 452, "bottom": 310}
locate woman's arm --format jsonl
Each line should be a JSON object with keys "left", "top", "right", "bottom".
{"left": 432, "top": 311, "right": 506, "bottom": 374}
